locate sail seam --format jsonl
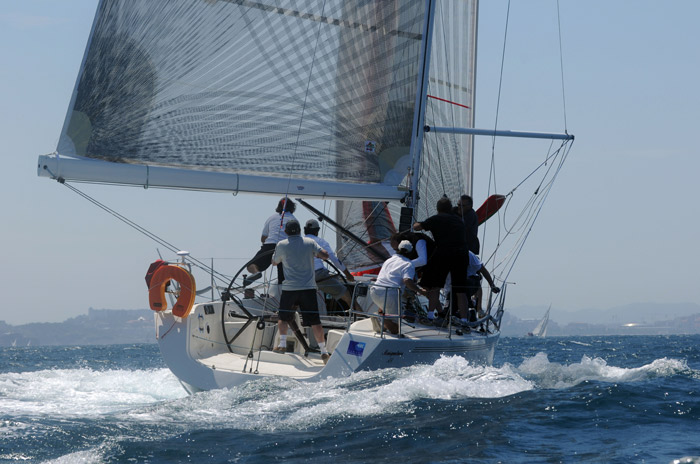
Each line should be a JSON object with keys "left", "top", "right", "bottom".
{"left": 219, "top": 0, "right": 422, "bottom": 40}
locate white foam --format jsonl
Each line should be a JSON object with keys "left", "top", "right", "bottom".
{"left": 0, "top": 368, "right": 185, "bottom": 418}
{"left": 2, "top": 354, "right": 693, "bottom": 433}
{"left": 514, "top": 352, "right": 691, "bottom": 389}
{"left": 40, "top": 447, "right": 108, "bottom": 464}
{"left": 119, "top": 356, "right": 535, "bottom": 431}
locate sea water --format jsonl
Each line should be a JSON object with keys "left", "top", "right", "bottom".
{"left": 1, "top": 336, "right": 699, "bottom": 463}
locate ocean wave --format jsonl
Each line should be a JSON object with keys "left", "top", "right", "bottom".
{"left": 514, "top": 352, "right": 692, "bottom": 388}
{"left": 0, "top": 367, "right": 185, "bottom": 418}
{"left": 1, "top": 354, "right": 694, "bottom": 432}
{"left": 118, "top": 356, "right": 535, "bottom": 431}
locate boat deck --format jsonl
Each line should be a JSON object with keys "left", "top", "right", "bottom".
{"left": 193, "top": 318, "right": 475, "bottom": 379}
{"left": 196, "top": 349, "right": 325, "bottom": 378}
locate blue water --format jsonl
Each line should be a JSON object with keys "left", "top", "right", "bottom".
{"left": 1, "top": 336, "right": 699, "bottom": 463}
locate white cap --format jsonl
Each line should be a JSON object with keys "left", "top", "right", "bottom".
{"left": 398, "top": 240, "right": 413, "bottom": 253}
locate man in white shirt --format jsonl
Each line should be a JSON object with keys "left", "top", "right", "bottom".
{"left": 271, "top": 219, "right": 332, "bottom": 363}
{"left": 244, "top": 197, "right": 297, "bottom": 286}
{"left": 303, "top": 219, "right": 360, "bottom": 313}
{"left": 369, "top": 240, "right": 426, "bottom": 333}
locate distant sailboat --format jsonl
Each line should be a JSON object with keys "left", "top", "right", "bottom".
{"left": 528, "top": 306, "right": 550, "bottom": 337}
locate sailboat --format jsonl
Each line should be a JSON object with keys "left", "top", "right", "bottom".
{"left": 37, "top": 0, "right": 573, "bottom": 394}
{"left": 528, "top": 306, "right": 551, "bottom": 338}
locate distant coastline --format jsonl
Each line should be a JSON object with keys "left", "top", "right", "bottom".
{"left": 0, "top": 308, "right": 153, "bottom": 347}
{"left": 2, "top": 304, "right": 700, "bottom": 347}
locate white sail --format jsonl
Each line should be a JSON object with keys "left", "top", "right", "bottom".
{"left": 38, "top": 0, "right": 431, "bottom": 200}
{"left": 335, "top": 0, "right": 478, "bottom": 270}
{"left": 530, "top": 307, "right": 550, "bottom": 337}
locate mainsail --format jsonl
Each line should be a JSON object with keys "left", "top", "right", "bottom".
{"left": 38, "top": 0, "right": 430, "bottom": 200}
{"left": 37, "top": 0, "right": 478, "bottom": 272}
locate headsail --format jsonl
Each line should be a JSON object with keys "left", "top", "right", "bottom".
{"left": 39, "top": 0, "right": 428, "bottom": 200}
{"left": 530, "top": 306, "right": 551, "bottom": 337}
{"left": 336, "top": 0, "right": 478, "bottom": 271}
{"left": 416, "top": 0, "right": 476, "bottom": 219}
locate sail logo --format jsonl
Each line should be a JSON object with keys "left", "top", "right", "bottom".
{"left": 347, "top": 340, "right": 366, "bottom": 357}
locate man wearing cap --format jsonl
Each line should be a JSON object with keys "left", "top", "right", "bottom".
{"left": 369, "top": 240, "right": 426, "bottom": 334}
{"left": 244, "top": 197, "right": 297, "bottom": 286}
{"left": 303, "top": 219, "right": 360, "bottom": 313}
{"left": 271, "top": 219, "right": 332, "bottom": 363}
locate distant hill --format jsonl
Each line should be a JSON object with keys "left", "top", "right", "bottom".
{"left": 509, "top": 302, "right": 700, "bottom": 325}
{"left": 1, "top": 303, "right": 700, "bottom": 346}
{"left": 0, "top": 308, "right": 154, "bottom": 347}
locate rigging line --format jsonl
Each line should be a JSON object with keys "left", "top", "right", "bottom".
{"left": 61, "top": 182, "right": 231, "bottom": 285}
{"left": 497, "top": 142, "right": 573, "bottom": 282}
{"left": 492, "top": 0, "right": 512, "bottom": 141}
{"left": 300, "top": 198, "right": 385, "bottom": 262}
{"left": 500, "top": 171, "right": 557, "bottom": 284}
{"left": 556, "top": 0, "right": 569, "bottom": 132}
{"left": 491, "top": 143, "right": 568, "bottom": 267}
{"left": 482, "top": 0, "right": 512, "bottom": 254}
{"left": 481, "top": 144, "right": 500, "bottom": 259}
{"left": 283, "top": 0, "right": 328, "bottom": 197}
{"left": 482, "top": 0, "right": 512, "bottom": 258}
{"left": 502, "top": 148, "right": 560, "bottom": 236}
{"left": 483, "top": 142, "right": 569, "bottom": 275}
{"left": 505, "top": 140, "right": 570, "bottom": 196}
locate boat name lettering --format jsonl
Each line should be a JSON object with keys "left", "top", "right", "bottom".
{"left": 383, "top": 350, "right": 403, "bottom": 356}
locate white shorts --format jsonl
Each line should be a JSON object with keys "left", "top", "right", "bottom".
{"left": 369, "top": 285, "right": 402, "bottom": 315}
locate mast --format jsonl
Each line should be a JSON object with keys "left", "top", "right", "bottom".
{"left": 468, "top": 0, "right": 480, "bottom": 197}
{"left": 408, "top": 0, "right": 437, "bottom": 208}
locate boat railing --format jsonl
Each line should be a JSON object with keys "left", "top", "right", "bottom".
{"left": 348, "top": 281, "right": 405, "bottom": 337}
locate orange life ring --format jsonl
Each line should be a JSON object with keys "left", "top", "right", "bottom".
{"left": 148, "top": 264, "right": 196, "bottom": 318}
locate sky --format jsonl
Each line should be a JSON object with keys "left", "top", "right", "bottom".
{"left": 1, "top": 1, "right": 699, "bottom": 325}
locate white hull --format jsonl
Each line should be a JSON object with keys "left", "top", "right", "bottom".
{"left": 156, "top": 298, "right": 500, "bottom": 394}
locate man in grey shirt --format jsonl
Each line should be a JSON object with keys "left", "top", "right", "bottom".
{"left": 271, "top": 219, "right": 331, "bottom": 363}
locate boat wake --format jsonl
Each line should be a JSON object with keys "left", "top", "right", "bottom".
{"left": 0, "top": 367, "right": 184, "bottom": 418}
{"left": 1, "top": 354, "right": 693, "bottom": 431}
{"left": 513, "top": 352, "right": 692, "bottom": 389}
